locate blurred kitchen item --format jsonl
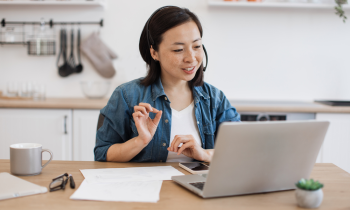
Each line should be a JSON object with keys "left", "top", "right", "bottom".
{"left": 5, "top": 27, "right": 14, "bottom": 42}
{"left": 68, "top": 29, "right": 76, "bottom": 72}
{"left": 1, "top": 81, "right": 46, "bottom": 100}
{"left": 1, "top": 18, "right": 102, "bottom": 47}
{"left": 7, "top": 82, "right": 19, "bottom": 97}
{"left": 27, "top": 40, "right": 55, "bottom": 56}
{"left": 57, "top": 29, "right": 65, "bottom": 75}
{"left": 0, "top": 24, "right": 25, "bottom": 44}
{"left": 20, "top": 82, "right": 33, "bottom": 98}
{"left": 80, "top": 81, "right": 111, "bottom": 99}
{"left": 241, "top": 114, "right": 286, "bottom": 121}
{"left": 32, "top": 83, "right": 46, "bottom": 101}
{"left": 75, "top": 28, "right": 83, "bottom": 73}
{"left": 315, "top": 100, "right": 350, "bottom": 106}
{"left": 232, "top": 100, "right": 316, "bottom": 121}
{"left": 81, "top": 32, "right": 117, "bottom": 78}
{"left": 58, "top": 28, "right": 75, "bottom": 77}
{"left": 26, "top": 19, "right": 55, "bottom": 56}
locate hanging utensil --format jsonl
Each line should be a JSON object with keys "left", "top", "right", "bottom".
{"left": 75, "top": 27, "right": 83, "bottom": 73}
{"left": 68, "top": 28, "right": 76, "bottom": 70}
{"left": 58, "top": 28, "right": 74, "bottom": 77}
{"left": 56, "top": 29, "right": 63, "bottom": 69}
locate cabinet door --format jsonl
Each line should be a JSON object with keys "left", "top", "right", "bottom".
{"left": 73, "top": 109, "right": 100, "bottom": 161}
{"left": 316, "top": 113, "right": 350, "bottom": 173}
{"left": 0, "top": 109, "right": 72, "bottom": 160}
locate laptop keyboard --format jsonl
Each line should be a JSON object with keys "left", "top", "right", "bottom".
{"left": 189, "top": 182, "right": 205, "bottom": 191}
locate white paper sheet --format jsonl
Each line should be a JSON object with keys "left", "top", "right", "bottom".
{"left": 80, "top": 166, "right": 184, "bottom": 183}
{"left": 70, "top": 180, "right": 163, "bottom": 203}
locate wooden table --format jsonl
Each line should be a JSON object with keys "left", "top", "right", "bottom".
{"left": 0, "top": 160, "right": 350, "bottom": 210}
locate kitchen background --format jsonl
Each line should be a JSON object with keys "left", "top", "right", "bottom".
{"left": 1, "top": 0, "right": 349, "bottom": 101}
{"left": 1, "top": 0, "right": 350, "bottom": 173}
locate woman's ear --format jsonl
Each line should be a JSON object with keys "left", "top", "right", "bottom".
{"left": 150, "top": 46, "right": 159, "bottom": 61}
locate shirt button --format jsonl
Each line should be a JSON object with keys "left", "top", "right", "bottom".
{"left": 197, "top": 121, "right": 199, "bottom": 124}
{"left": 160, "top": 160, "right": 163, "bottom": 162}
{"left": 165, "top": 119, "right": 169, "bottom": 123}
{"left": 164, "top": 97, "right": 168, "bottom": 101}
{"left": 162, "top": 143, "right": 166, "bottom": 147}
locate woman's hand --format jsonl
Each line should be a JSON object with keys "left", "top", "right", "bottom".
{"left": 133, "top": 103, "right": 162, "bottom": 145}
{"left": 167, "top": 135, "right": 212, "bottom": 162}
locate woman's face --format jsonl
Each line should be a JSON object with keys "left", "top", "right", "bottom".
{"left": 151, "top": 20, "right": 204, "bottom": 83}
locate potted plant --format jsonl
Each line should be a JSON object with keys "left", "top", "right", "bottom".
{"left": 335, "top": 0, "right": 347, "bottom": 22}
{"left": 295, "top": 178, "right": 324, "bottom": 208}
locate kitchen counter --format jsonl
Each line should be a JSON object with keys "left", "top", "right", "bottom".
{"left": 0, "top": 98, "right": 109, "bottom": 109}
{"left": 0, "top": 98, "right": 350, "bottom": 113}
{"left": 231, "top": 100, "right": 350, "bottom": 113}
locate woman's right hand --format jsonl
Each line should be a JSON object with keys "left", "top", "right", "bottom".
{"left": 133, "top": 103, "right": 162, "bottom": 145}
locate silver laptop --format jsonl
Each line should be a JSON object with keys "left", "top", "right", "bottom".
{"left": 171, "top": 120, "right": 329, "bottom": 198}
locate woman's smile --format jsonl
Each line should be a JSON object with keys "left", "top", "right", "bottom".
{"left": 182, "top": 66, "right": 196, "bottom": 74}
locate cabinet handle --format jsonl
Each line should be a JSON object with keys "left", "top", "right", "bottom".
{"left": 64, "top": 115, "right": 68, "bottom": 134}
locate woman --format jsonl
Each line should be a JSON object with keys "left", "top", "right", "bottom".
{"left": 94, "top": 6, "right": 240, "bottom": 163}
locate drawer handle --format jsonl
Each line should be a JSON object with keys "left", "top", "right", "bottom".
{"left": 64, "top": 115, "right": 68, "bottom": 134}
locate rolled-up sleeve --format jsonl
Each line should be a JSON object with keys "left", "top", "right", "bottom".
{"left": 215, "top": 93, "right": 240, "bottom": 133}
{"left": 94, "top": 85, "right": 132, "bottom": 161}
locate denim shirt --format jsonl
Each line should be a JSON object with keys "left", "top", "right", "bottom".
{"left": 94, "top": 77, "right": 240, "bottom": 162}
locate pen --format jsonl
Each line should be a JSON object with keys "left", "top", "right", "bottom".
{"left": 69, "top": 174, "right": 75, "bottom": 189}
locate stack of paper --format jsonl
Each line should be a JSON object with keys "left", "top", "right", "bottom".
{"left": 0, "top": 172, "right": 47, "bottom": 201}
{"left": 70, "top": 166, "right": 183, "bottom": 203}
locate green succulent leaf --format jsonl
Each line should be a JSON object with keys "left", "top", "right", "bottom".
{"left": 295, "top": 178, "right": 324, "bottom": 191}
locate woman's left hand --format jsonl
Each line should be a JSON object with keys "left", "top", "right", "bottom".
{"left": 167, "top": 135, "right": 212, "bottom": 162}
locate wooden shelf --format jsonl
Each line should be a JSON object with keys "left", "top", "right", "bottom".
{"left": 0, "top": 1, "right": 106, "bottom": 7}
{"left": 208, "top": 0, "right": 350, "bottom": 9}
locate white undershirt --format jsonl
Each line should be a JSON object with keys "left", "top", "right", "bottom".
{"left": 166, "top": 101, "right": 202, "bottom": 162}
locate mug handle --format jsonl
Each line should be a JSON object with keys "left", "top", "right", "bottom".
{"left": 42, "top": 149, "right": 53, "bottom": 169}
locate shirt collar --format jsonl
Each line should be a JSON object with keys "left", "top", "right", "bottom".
{"left": 151, "top": 77, "right": 167, "bottom": 101}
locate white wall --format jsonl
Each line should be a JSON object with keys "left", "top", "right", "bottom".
{"left": 0, "top": 0, "right": 349, "bottom": 101}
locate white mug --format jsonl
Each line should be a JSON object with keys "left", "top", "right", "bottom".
{"left": 10, "top": 143, "right": 53, "bottom": 176}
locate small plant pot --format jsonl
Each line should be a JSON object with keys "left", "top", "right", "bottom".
{"left": 295, "top": 188, "right": 323, "bottom": 208}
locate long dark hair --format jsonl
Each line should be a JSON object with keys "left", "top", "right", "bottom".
{"left": 139, "top": 6, "right": 204, "bottom": 88}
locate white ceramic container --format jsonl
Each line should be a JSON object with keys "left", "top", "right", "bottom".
{"left": 295, "top": 188, "right": 323, "bottom": 208}
{"left": 80, "top": 81, "right": 111, "bottom": 99}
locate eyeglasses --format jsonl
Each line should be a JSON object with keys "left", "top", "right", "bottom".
{"left": 49, "top": 173, "right": 75, "bottom": 192}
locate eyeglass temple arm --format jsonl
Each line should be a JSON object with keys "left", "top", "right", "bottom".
{"left": 52, "top": 173, "right": 69, "bottom": 181}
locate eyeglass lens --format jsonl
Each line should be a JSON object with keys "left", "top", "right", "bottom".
{"left": 49, "top": 176, "right": 68, "bottom": 192}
